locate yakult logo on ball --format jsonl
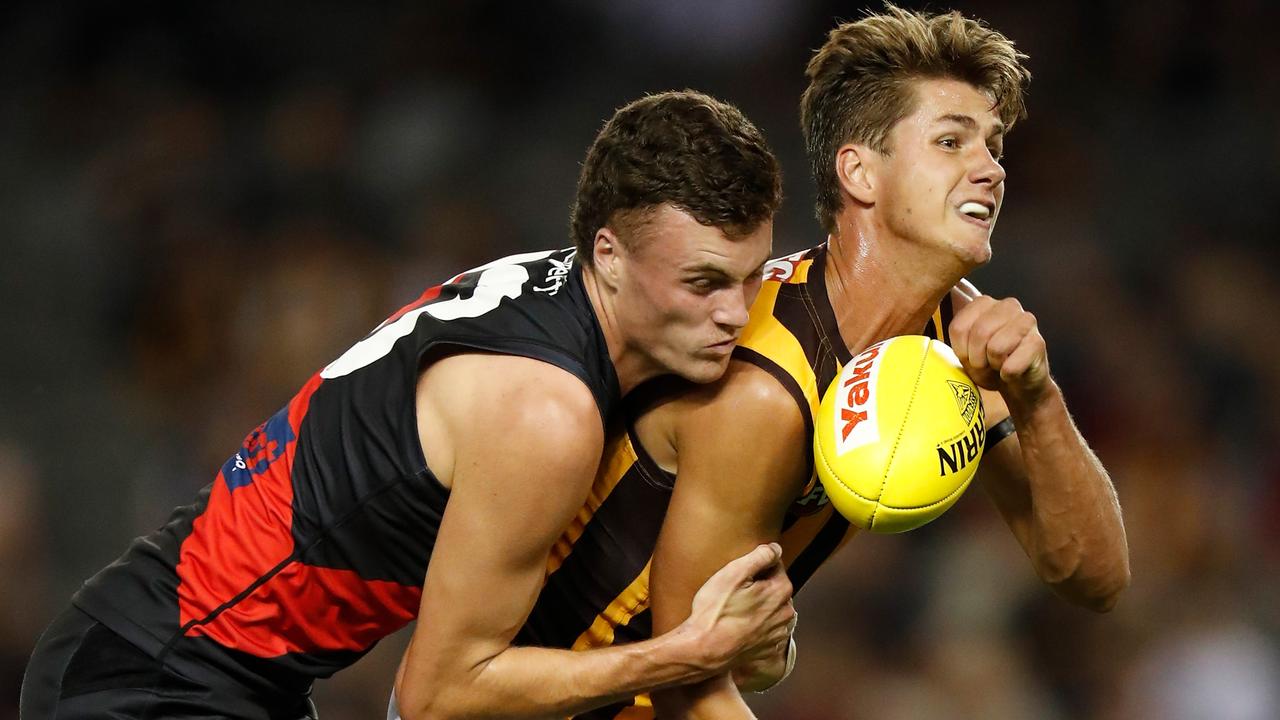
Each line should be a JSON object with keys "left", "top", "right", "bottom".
{"left": 834, "top": 342, "right": 885, "bottom": 456}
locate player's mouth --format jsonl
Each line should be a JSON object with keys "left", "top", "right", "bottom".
{"left": 957, "top": 200, "right": 995, "bottom": 229}
{"left": 706, "top": 336, "right": 738, "bottom": 354}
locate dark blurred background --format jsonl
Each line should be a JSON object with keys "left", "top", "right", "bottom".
{"left": 3, "top": 1, "right": 1279, "bottom": 718}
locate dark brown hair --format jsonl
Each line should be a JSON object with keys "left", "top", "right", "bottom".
{"left": 801, "top": 4, "right": 1031, "bottom": 233}
{"left": 571, "top": 90, "right": 782, "bottom": 261}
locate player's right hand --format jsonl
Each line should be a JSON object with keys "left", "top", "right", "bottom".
{"left": 682, "top": 543, "right": 795, "bottom": 673}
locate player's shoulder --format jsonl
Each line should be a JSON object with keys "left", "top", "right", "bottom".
{"left": 666, "top": 360, "right": 805, "bottom": 440}
{"left": 633, "top": 360, "right": 801, "bottom": 440}
{"left": 425, "top": 353, "right": 600, "bottom": 434}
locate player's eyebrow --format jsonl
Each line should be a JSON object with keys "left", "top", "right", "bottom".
{"left": 935, "top": 113, "right": 1006, "bottom": 137}
{"left": 682, "top": 261, "right": 764, "bottom": 282}
{"left": 681, "top": 263, "right": 732, "bottom": 277}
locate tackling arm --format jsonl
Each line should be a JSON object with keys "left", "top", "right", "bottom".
{"left": 395, "top": 354, "right": 795, "bottom": 720}
{"left": 950, "top": 283, "right": 1131, "bottom": 612}
{"left": 648, "top": 361, "right": 810, "bottom": 719}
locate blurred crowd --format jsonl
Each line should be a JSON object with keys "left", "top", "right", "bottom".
{"left": 2, "top": 1, "right": 1278, "bottom": 718}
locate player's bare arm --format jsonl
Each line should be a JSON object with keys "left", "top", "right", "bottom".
{"left": 395, "top": 353, "right": 793, "bottom": 720}
{"left": 949, "top": 282, "right": 1131, "bottom": 612}
{"left": 646, "top": 361, "right": 809, "bottom": 719}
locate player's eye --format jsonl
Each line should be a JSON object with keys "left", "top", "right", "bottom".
{"left": 938, "top": 137, "right": 959, "bottom": 150}
{"left": 686, "top": 277, "right": 716, "bottom": 294}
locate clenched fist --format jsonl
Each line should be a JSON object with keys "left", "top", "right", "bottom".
{"left": 949, "top": 295, "right": 1051, "bottom": 408}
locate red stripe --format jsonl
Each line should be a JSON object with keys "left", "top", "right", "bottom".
{"left": 177, "top": 371, "right": 419, "bottom": 655}
{"left": 177, "top": 464, "right": 296, "bottom": 638}
{"left": 383, "top": 284, "right": 443, "bottom": 326}
{"left": 185, "top": 562, "right": 421, "bottom": 656}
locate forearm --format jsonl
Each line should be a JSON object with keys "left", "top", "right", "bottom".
{"left": 398, "top": 627, "right": 715, "bottom": 720}
{"left": 478, "top": 633, "right": 712, "bottom": 717}
{"left": 1005, "top": 381, "right": 1130, "bottom": 610}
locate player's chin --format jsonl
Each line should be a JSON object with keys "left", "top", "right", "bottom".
{"left": 675, "top": 353, "right": 734, "bottom": 384}
{"left": 950, "top": 229, "right": 993, "bottom": 266}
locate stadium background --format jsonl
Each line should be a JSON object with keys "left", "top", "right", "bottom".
{"left": 2, "top": 1, "right": 1279, "bottom": 717}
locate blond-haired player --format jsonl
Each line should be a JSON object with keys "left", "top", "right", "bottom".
{"left": 380, "top": 8, "right": 1130, "bottom": 719}
{"left": 643, "top": 7, "right": 1131, "bottom": 716}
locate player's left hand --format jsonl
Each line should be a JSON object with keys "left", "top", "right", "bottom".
{"left": 949, "top": 295, "right": 1051, "bottom": 408}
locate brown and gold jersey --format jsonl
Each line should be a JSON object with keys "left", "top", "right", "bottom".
{"left": 529, "top": 244, "right": 953, "bottom": 719}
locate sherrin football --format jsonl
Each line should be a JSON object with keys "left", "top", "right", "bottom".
{"left": 814, "top": 335, "right": 985, "bottom": 533}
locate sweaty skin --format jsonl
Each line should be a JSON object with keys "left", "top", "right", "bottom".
{"left": 394, "top": 206, "right": 796, "bottom": 720}
{"left": 646, "top": 78, "right": 1129, "bottom": 719}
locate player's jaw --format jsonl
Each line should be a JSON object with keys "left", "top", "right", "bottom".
{"left": 614, "top": 207, "right": 772, "bottom": 385}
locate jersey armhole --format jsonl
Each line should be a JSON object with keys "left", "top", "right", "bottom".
{"left": 420, "top": 337, "right": 611, "bottom": 429}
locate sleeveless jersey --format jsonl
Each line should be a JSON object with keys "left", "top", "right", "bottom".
{"left": 72, "top": 247, "right": 620, "bottom": 697}
{"left": 534, "top": 243, "right": 953, "bottom": 719}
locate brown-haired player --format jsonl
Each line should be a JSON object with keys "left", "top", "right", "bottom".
{"left": 451, "top": 7, "right": 1131, "bottom": 719}
{"left": 21, "top": 90, "right": 794, "bottom": 720}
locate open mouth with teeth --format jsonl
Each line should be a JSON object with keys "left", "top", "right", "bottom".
{"left": 959, "top": 201, "right": 992, "bottom": 220}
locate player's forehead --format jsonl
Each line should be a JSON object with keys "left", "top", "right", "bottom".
{"left": 634, "top": 204, "right": 771, "bottom": 274}
{"left": 901, "top": 78, "right": 1004, "bottom": 135}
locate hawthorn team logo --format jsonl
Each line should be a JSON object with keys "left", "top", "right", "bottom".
{"left": 947, "top": 380, "right": 979, "bottom": 425}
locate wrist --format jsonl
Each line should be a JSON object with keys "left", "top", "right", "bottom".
{"left": 668, "top": 620, "right": 723, "bottom": 679}
{"left": 1003, "top": 377, "right": 1061, "bottom": 423}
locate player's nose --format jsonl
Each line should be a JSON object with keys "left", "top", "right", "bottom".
{"left": 971, "top": 150, "right": 1006, "bottom": 186}
{"left": 711, "top": 287, "right": 751, "bottom": 331}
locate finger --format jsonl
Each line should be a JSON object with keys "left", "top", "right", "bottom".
{"left": 984, "top": 314, "right": 1034, "bottom": 370}
{"left": 778, "top": 602, "right": 797, "bottom": 630}
{"left": 1000, "top": 333, "right": 1047, "bottom": 385}
{"left": 965, "top": 299, "right": 1023, "bottom": 374}
{"left": 948, "top": 295, "right": 994, "bottom": 365}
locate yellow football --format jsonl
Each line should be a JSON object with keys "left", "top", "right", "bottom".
{"left": 814, "top": 335, "right": 985, "bottom": 533}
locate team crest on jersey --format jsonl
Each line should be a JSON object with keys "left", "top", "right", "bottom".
{"left": 222, "top": 405, "right": 295, "bottom": 491}
{"left": 762, "top": 249, "right": 809, "bottom": 283}
{"left": 948, "top": 380, "right": 979, "bottom": 425}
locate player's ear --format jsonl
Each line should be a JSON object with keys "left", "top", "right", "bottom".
{"left": 836, "top": 143, "right": 877, "bottom": 206}
{"left": 591, "top": 227, "right": 623, "bottom": 290}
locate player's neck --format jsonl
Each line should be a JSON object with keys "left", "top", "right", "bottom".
{"left": 824, "top": 217, "right": 964, "bottom": 354}
{"left": 579, "top": 264, "right": 651, "bottom": 395}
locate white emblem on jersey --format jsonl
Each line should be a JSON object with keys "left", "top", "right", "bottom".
{"left": 532, "top": 251, "right": 576, "bottom": 295}
{"left": 763, "top": 249, "right": 809, "bottom": 282}
{"left": 320, "top": 250, "right": 555, "bottom": 379}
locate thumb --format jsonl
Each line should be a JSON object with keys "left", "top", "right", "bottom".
{"left": 722, "top": 542, "right": 782, "bottom": 582}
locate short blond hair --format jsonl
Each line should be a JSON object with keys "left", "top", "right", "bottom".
{"left": 801, "top": 4, "right": 1031, "bottom": 233}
